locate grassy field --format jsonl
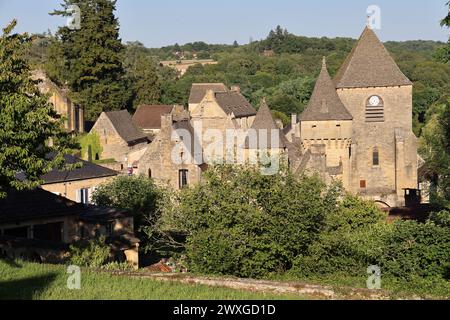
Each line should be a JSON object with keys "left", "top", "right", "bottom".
{"left": 0, "top": 260, "right": 306, "bottom": 300}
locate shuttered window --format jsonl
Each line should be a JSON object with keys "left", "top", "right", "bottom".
{"left": 366, "top": 96, "right": 384, "bottom": 122}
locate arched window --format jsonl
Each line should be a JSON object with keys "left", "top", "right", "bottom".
{"left": 373, "top": 147, "right": 380, "bottom": 166}
{"left": 148, "top": 169, "right": 152, "bottom": 179}
{"left": 366, "top": 95, "right": 384, "bottom": 122}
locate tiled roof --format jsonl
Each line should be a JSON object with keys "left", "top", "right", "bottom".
{"left": 0, "top": 188, "right": 84, "bottom": 224}
{"left": 215, "top": 91, "right": 257, "bottom": 118}
{"left": 105, "top": 110, "right": 148, "bottom": 145}
{"left": 38, "top": 154, "right": 118, "bottom": 184}
{"left": 132, "top": 105, "right": 175, "bottom": 130}
{"left": 334, "top": 27, "right": 412, "bottom": 88}
{"left": 188, "top": 83, "right": 228, "bottom": 104}
{"left": 300, "top": 58, "right": 353, "bottom": 121}
{"left": 0, "top": 188, "right": 131, "bottom": 225}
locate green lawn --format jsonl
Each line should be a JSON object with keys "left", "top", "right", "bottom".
{"left": 0, "top": 261, "right": 305, "bottom": 300}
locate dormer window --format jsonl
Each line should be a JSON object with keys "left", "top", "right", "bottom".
{"left": 366, "top": 95, "right": 384, "bottom": 122}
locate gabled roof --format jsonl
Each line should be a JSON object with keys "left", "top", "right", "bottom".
{"left": 105, "top": 110, "right": 148, "bottom": 145}
{"left": 215, "top": 91, "right": 257, "bottom": 118}
{"left": 300, "top": 58, "right": 353, "bottom": 121}
{"left": 334, "top": 27, "right": 412, "bottom": 88}
{"left": 39, "top": 154, "right": 118, "bottom": 184}
{"left": 188, "top": 83, "right": 228, "bottom": 104}
{"left": 132, "top": 105, "right": 175, "bottom": 130}
{"left": 0, "top": 187, "right": 131, "bottom": 225}
{"left": 0, "top": 188, "right": 84, "bottom": 224}
{"left": 246, "top": 99, "right": 286, "bottom": 149}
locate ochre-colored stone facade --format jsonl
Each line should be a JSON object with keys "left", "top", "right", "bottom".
{"left": 41, "top": 176, "right": 116, "bottom": 203}
{"left": 337, "top": 85, "right": 418, "bottom": 206}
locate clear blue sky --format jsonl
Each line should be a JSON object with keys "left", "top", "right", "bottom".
{"left": 0, "top": 0, "right": 448, "bottom": 47}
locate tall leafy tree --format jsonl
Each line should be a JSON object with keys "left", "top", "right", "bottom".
{"left": 124, "top": 42, "right": 162, "bottom": 109}
{"left": 50, "top": 0, "right": 130, "bottom": 120}
{"left": 0, "top": 20, "right": 76, "bottom": 198}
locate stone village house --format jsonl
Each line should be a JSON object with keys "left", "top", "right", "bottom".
{"left": 90, "top": 110, "right": 149, "bottom": 170}
{"left": 0, "top": 188, "right": 139, "bottom": 268}
{"left": 31, "top": 70, "right": 85, "bottom": 133}
{"left": 4, "top": 155, "right": 140, "bottom": 267}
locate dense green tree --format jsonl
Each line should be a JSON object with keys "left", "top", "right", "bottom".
{"left": 0, "top": 20, "right": 76, "bottom": 198}
{"left": 124, "top": 42, "right": 162, "bottom": 109}
{"left": 92, "top": 176, "right": 162, "bottom": 251}
{"left": 50, "top": 0, "right": 130, "bottom": 120}
{"left": 154, "top": 165, "right": 341, "bottom": 278}
{"left": 419, "top": 99, "right": 450, "bottom": 205}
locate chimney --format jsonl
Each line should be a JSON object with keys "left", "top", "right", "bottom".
{"left": 161, "top": 114, "right": 173, "bottom": 133}
{"left": 291, "top": 114, "right": 297, "bottom": 127}
{"left": 231, "top": 85, "right": 241, "bottom": 93}
{"left": 275, "top": 119, "right": 284, "bottom": 130}
{"left": 204, "top": 89, "right": 216, "bottom": 101}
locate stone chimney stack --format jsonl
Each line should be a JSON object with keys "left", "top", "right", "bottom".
{"left": 291, "top": 113, "right": 297, "bottom": 127}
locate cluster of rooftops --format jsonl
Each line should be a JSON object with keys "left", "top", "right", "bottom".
{"left": 1, "top": 26, "right": 413, "bottom": 223}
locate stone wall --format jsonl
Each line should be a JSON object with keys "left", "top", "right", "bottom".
{"left": 41, "top": 176, "right": 116, "bottom": 204}
{"left": 337, "top": 85, "right": 418, "bottom": 206}
{"left": 91, "top": 113, "right": 148, "bottom": 166}
{"left": 139, "top": 115, "right": 204, "bottom": 190}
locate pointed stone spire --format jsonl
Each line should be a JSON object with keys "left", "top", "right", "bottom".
{"left": 300, "top": 58, "right": 352, "bottom": 121}
{"left": 252, "top": 98, "right": 278, "bottom": 130}
{"left": 334, "top": 27, "right": 412, "bottom": 88}
{"left": 246, "top": 98, "right": 286, "bottom": 149}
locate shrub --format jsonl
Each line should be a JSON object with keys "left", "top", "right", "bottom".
{"left": 291, "top": 195, "right": 390, "bottom": 276}
{"left": 92, "top": 176, "right": 162, "bottom": 252}
{"left": 380, "top": 220, "right": 450, "bottom": 280}
{"left": 169, "top": 165, "right": 341, "bottom": 278}
{"left": 69, "top": 236, "right": 110, "bottom": 268}
{"left": 428, "top": 207, "right": 450, "bottom": 229}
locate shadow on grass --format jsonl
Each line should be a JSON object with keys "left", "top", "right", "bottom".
{"left": 0, "top": 257, "right": 22, "bottom": 268}
{"left": 0, "top": 273, "right": 58, "bottom": 300}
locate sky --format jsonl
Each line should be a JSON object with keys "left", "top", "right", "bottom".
{"left": 0, "top": 0, "right": 448, "bottom": 47}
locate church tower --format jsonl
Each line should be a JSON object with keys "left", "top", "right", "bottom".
{"left": 334, "top": 27, "right": 418, "bottom": 206}
{"left": 300, "top": 57, "right": 353, "bottom": 188}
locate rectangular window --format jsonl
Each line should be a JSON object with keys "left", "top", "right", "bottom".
{"left": 179, "top": 170, "right": 188, "bottom": 189}
{"left": 360, "top": 180, "right": 367, "bottom": 189}
{"left": 373, "top": 151, "right": 380, "bottom": 166}
{"left": 78, "top": 188, "right": 90, "bottom": 204}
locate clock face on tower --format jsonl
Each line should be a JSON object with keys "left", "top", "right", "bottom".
{"left": 369, "top": 95, "right": 381, "bottom": 106}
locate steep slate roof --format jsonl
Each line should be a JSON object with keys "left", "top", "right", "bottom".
{"left": 215, "top": 91, "right": 257, "bottom": 118}
{"left": 334, "top": 27, "right": 412, "bottom": 88}
{"left": 105, "top": 110, "right": 148, "bottom": 145}
{"left": 0, "top": 188, "right": 84, "bottom": 224}
{"left": 188, "top": 83, "right": 228, "bottom": 104}
{"left": 38, "top": 154, "right": 118, "bottom": 184}
{"left": 132, "top": 105, "right": 175, "bottom": 130}
{"left": 300, "top": 58, "right": 353, "bottom": 122}
{"left": 246, "top": 99, "right": 287, "bottom": 149}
